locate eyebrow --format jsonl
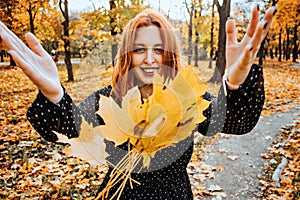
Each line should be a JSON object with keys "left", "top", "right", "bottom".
{"left": 134, "top": 44, "right": 163, "bottom": 47}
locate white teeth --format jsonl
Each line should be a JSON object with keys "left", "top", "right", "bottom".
{"left": 143, "top": 68, "right": 157, "bottom": 73}
{"left": 144, "top": 69, "right": 154, "bottom": 73}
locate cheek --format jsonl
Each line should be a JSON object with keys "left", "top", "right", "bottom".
{"left": 155, "top": 54, "right": 163, "bottom": 64}
{"left": 132, "top": 54, "right": 144, "bottom": 67}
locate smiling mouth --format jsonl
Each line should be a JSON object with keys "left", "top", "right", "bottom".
{"left": 141, "top": 68, "right": 159, "bottom": 76}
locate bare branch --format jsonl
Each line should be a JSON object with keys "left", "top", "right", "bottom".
{"left": 184, "top": 0, "right": 192, "bottom": 16}
{"left": 59, "top": 0, "right": 65, "bottom": 18}
{"left": 213, "top": 0, "right": 221, "bottom": 12}
{"left": 89, "top": 0, "right": 96, "bottom": 11}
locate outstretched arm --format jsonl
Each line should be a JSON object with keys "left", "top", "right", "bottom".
{"left": 0, "top": 22, "right": 63, "bottom": 103}
{"left": 225, "top": 6, "right": 277, "bottom": 87}
{"left": 198, "top": 6, "right": 277, "bottom": 136}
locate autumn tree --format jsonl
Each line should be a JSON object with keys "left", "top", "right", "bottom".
{"left": 291, "top": 2, "right": 299, "bottom": 62}
{"left": 184, "top": 0, "right": 196, "bottom": 65}
{"left": 271, "top": 0, "right": 299, "bottom": 62}
{"left": 107, "top": 0, "right": 148, "bottom": 65}
{"left": 17, "top": 0, "right": 50, "bottom": 34}
{"left": 0, "top": 0, "right": 20, "bottom": 66}
{"left": 35, "top": 3, "right": 62, "bottom": 53}
{"left": 109, "top": 0, "right": 118, "bottom": 66}
{"left": 209, "top": 0, "right": 231, "bottom": 83}
{"left": 292, "top": 10, "right": 299, "bottom": 62}
{"left": 208, "top": 1, "right": 215, "bottom": 69}
{"left": 193, "top": 0, "right": 204, "bottom": 67}
{"left": 80, "top": 0, "right": 147, "bottom": 65}
{"left": 59, "top": 0, "right": 74, "bottom": 81}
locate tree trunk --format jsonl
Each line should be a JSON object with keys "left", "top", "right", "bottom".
{"left": 2, "top": 0, "right": 17, "bottom": 66}
{"left": 9, "top": 54, "right": 16, "bottom": 66}
{"left": 270, "top": 47, "right": 274, "bottom": 59}
{"left": 278, "top": 28, "right": 282, "bottom": 62}
{"left": 28, "top": 2, "right": 35, "bottom": 34}
{"left": 209, "top": 0, "right": 231, "bottom": 83}
{"left": 292, "top": 22, "right": 298, "bottom": 62}
{"left": 258, "top": 39, "right": 265, "bottom": 65}
{"left": 285, "top": 24, "right": 290, "bottom": 60}
{"left": 194, "top": 8, "right": 200, "bottom": 67}
{"left": 265, "top": 47, "right": 268, "bottom": 58}
{"left": 29, "top": 12, "right": 35, "bottom": 34}
{"left": 194, "top": 31, "right": 199, "bottom": 67}
{"left": 283, "top": 39, "right": 286, "bottom": 60}
{"left": 208, "top": 1, "right": 215, "bottom": 69}
{"left": 270, "top": 0, "right": 279, "bottom": 6}
{"left": 59, "top": 0, "right": 74, "bottom": 81}
{"left": 188, "top": 14, "right": 193, "bottom": 65}
{"left": 1, "top": 50, "right": 4, "bottom": 62}
{"left": 184, "top": 0, "right": 194, "bottom": 65}
{"left": 110, "top": 0, "right": 118, "bottom": 66}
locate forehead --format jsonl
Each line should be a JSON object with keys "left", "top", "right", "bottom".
{"left": 134, "top": 25, "right": 162, "bottom": 45}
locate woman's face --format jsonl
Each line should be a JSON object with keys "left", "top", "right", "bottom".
{"left": 131, "top": 25, "right": 163, "bottom": 86}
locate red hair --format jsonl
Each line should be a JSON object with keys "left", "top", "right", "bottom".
{"left": 112, "top": 9, "right": 182, "bottom": 102}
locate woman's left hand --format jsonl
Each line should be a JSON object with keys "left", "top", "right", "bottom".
{"left": 225, "top": 6, "right": 277, "bottom": 86}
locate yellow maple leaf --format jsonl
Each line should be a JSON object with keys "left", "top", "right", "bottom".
{"left": 53, "top": 117, "right": 108, "bottom": 167}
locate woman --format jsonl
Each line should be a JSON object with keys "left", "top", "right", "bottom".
{"left": 0, "top": 6, "right": 276, "bottom": 199}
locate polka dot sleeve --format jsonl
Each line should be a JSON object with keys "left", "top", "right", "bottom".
{"left": 26, "top": 86, "right": 112, "bottom": 142}
{"left": 198, "top": 64, "right": 265, "bottom": 136}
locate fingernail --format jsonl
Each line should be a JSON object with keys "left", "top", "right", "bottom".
{"left": 256, "top": 5, "right": 259, "bottom": 11}
{"left": 227, "top": 16, "right": 233, "bottom": 20}
{"left": 250, "top": 47, "right": 253, "bottom": 51}
{"left": 273, "top": 8, "right": 277, "bottom": 16}
{"left": 263, "top": 21, "right": 268, "bottom": 29}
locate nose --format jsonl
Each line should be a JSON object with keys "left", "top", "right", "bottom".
{"left": 144, "top": 49, "right": 155, "bottom": 64}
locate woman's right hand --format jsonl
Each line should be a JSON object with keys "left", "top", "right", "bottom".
{"left": 0, "top": 22, "right": 63, "bottom": 103}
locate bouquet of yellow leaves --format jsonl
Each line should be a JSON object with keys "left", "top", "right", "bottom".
{"left": 54, "top": 66, "right": 210, "bottom": 200}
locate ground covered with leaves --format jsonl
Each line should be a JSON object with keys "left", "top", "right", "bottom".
{"left": 0, "top": 59, "right": 299, "bottom": 199}
{"left": 259, "top": 119, "right": 300, "bottom": 199}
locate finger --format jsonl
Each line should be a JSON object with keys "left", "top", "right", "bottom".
{"left": 25, "top": 32, "right": 47, "bottom": 56}
{"left": 246, "top": 5, "right": 260, "bottom": 38}
{"left": 227, "top": 45, "right": 253, "bottom": 84}
{"left": 261, "top": 6, "right": 277, "bottom": 36}
{"left": 250, "top": 20, "right": 267, "bottom": 53}
{"left": 226, "top": 18, "right": 237, "bottom": 45}
{"left": 0, "top": 21, "right": 27, "bottom": 52}
{"left": 0, "top": 33, "right": 29, "bottom": 60}
{"left": 0, "top": 28, "right": 19, "bottom": 50}
{"left": 8, "top": 50, "right": 34, "bottom": 73}
{"left": 263, "top": 6, "right": 277, "bottom": 22}
{"left": 9, "top": 50, "right": 44, "bottom": 82}
{"left": 240, "top": 45, "right": 253, "bottom": 69}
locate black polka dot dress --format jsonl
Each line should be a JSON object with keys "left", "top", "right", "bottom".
{"left": 27, "top": 64, "right": 264, "bottom": 199}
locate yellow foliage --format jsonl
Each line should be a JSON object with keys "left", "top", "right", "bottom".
{"left": 98, "top": 66, "right": 210, "bottom": 168}
{"left": 53, "top": 117, "right": 108, "bottom": 167}
{"left": 96, "top": 66, "right": 210, "bottom": 199}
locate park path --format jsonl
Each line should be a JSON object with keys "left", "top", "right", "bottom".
{"left": 190, "top": 60, "right": 300, "bottom": 200}
{"left": 197, "top": 108, "right": 299, "bottom": 200}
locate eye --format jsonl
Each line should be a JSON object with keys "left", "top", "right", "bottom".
{"left": 133, "top": 48, "right": 146, "bottom": 53}
{"left": 153, "top": 48, "right": 163, "bottom": 54}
